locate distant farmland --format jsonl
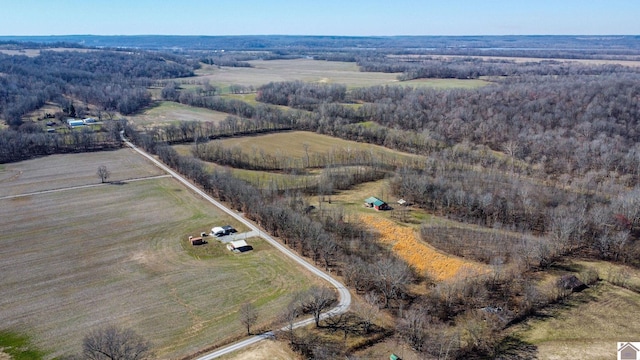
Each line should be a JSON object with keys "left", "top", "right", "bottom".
{"left": 0, "top": 150, "right": 318, "bottom": 359}
{"left": 193, "top": 58, "right": 490, "bottom": 91}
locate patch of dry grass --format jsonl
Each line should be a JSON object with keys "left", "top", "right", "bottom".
{"left": 360, "top": 215, "right": 487, "bottom": 281}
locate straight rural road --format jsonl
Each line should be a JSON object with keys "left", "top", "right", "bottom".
{"left": 120, "top": 135, "right": 351, "bottom": 359}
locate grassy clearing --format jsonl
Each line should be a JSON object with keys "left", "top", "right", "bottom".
{"left": 0, "top": 331, "right": 45, "bottom": 360}
{"left": 227, "top": 166, "right": 320, "bottom": 189}
{"left": 512, "top": 282, "right": 640, "bottom": 360}
{"left": 0, "top": 152, "right": 320, "bottom": 359}
{"left": 318, "top": 178, "right": 392, "bottom": 212}
{"left": 210, "top": 131, "right": 421, "bottom": 165}
{"left": 221, "top": 93, "right": 259, "bottom": 105}
{"left": 21, "top": 103, "right": 61, "bottom": 123}
{"left": 127, "top": 101, "right": 230, "bottom": 126}
{"left": 571, "top": 260, "right": 640, "bottom": 292}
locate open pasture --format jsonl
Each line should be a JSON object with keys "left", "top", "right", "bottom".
{"left": 127, "top": 101, "right": 231, "bottom": 126}
{"left": 206, "top": 130, "right": 422, "bottom": 166}
{"left": 194, "top": 59, "right": 489, "bottom": 90}
{"left": 513, "top": 282, "right": 640, "bottom": 360}
{"left": 0, "top": 152, "right": 318, "bottom": 359}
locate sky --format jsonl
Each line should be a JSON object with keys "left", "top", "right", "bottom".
{"left": 1, "top": 0, "right": 639, "bottom": 36}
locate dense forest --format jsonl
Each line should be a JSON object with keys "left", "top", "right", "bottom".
{"left": 3, "top": 36, "right": 640, "bottom": 359}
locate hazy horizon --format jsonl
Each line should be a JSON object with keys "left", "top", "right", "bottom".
{"left": 2, "top": 0, "right": 639, "bottom": 37}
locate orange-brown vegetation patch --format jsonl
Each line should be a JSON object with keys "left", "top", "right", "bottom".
{"left": 360, "top": 215, "right": 487, "bottom": 281}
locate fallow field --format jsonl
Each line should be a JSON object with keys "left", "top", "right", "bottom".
{"left": 0, "top": 149, "right": 320, "bottom": 359}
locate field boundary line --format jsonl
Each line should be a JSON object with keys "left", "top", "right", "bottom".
{"left": 0, "top": 175, "right": 172, "bottom": 200}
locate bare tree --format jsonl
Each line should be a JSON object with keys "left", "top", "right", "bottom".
{"left": 373, "top": 257, "right": 413, "bottom": 308}
{"left": 356, "top": 292, "right": 381, "bottom": 334}
{"left": 303, "top": 286, "right": 336, "bottom": 327}
{"left": 97, "top": 165, "right": 111, "bottom": 183}
{"left": 239, "top": 302, "right": 258, "bottom": 335}
{"left": 82, "top": 325, "right": 153, "bottom": 360}
{"left": 280, "top": 296, "right": 302, "bottom": 344}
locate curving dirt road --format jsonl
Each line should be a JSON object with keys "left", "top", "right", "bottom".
{"left": 120, "top": 134, "right": 351, "bottom": 359}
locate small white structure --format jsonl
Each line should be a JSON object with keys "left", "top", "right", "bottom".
{"left": 66, "top": 119, "right": 85, "bottom": 128}
{"left": 83, "top": 117, "right": 97, "bottom": 124}
{"left": 227, "top": 240, "right": 251, "bottom": 252}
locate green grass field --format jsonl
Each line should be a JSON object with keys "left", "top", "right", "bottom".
{"left": 0, "top": 151, "right": 319, "bottom": 359}
{"left": 127, "top": 101, "right": 231, "bottom": 126}
{"left": 0, "top": 331, "right": 45, "bottom": 360}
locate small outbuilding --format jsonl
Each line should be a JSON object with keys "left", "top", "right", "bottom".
{"left": 67, "top": 119, "right": 85, "bottom": 128}
{"left": 557, "top": 274, "right": 588, "bottom": 293}
{"left": 189, "top": 236, "right": 204, "bottom": 246}
{"left": 227, "top": 240, "right": 252, "bottom": 252}
{"left": 364, "top": 196, "right": 389, "bottom": 211}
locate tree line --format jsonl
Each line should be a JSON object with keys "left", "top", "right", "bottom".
{"left": 256, "top": 81, "right": 347, "bottom": 110}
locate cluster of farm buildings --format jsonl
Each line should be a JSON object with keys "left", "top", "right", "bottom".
{"left": 188, "top": 225, "right": 253, "bottom": 253}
